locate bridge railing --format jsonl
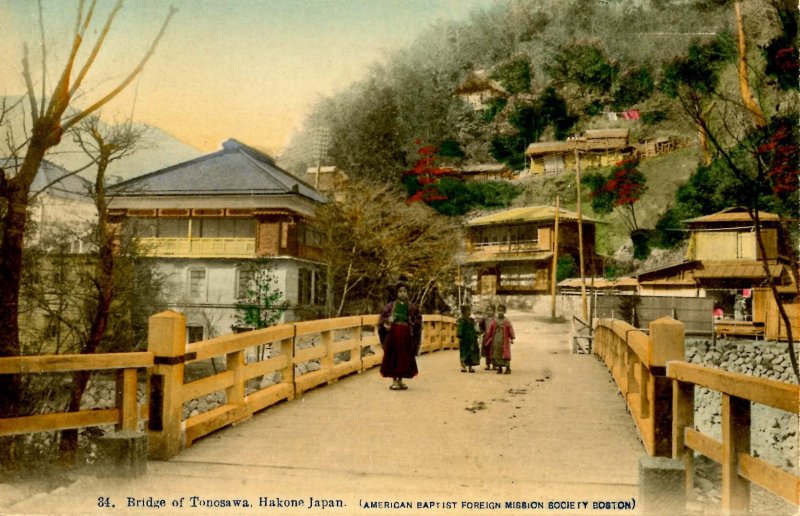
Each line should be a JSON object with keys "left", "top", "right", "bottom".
{"left": 668, "top": 361, "right": 800, "bottom": 511}
{"left": 593, "top": 316, "right": 685, "bottom": 456}
{"left": 0, "top": 352, "right": 152, "bottom": 437}
{"left": 147, "top": 311, "right": 457, "bottom": 459}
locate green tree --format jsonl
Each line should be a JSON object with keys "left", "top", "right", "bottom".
{"left": 234, "top": 258, "right": 287, "bottom": 329}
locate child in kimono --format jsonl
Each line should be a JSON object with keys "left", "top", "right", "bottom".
{"left": 485, "top": 304, "right": 514, "bottom": 374}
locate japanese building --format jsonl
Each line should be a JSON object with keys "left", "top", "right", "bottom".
{"left": 108, "top": 139, "right": 326, "bottom": 342}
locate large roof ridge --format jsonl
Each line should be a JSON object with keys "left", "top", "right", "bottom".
{"left": 109, "top": 146, "right": 230, "bottom": 190}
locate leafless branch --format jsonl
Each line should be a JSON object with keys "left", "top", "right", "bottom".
{"left": 63, "top": 6, "right": 178, "bottom": 131}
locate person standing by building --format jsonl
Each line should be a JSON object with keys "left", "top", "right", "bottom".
{"left": 457, "top": 304, "right": 480, "bottom": 373}
{"left": 379, "top": 281, "right": 421, "bottom": 390}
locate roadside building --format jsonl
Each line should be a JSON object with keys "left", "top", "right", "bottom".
{"left": 631, "top": 207, "right": 797, "bottom": 340}
{"left": 464, "top": 205, "right": 599, "bottom": 296}
{"left": 108, "top": 138, "right": 327, "bottom": 342}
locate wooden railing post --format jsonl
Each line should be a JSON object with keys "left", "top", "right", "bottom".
{"left": 672, "top": 379, "right": 694, "bottom": 493}
{"left": 722, "top": 394, "right": 750, "bottom": 512}
{"left": 225, "top": 350, "right": 246, "bottom": 409}
{"left": 321, "top": 330, "right": 334, "bottom": 383}
{"left": 116, "top": 368, "right": 139, "bottom": 432}
{"left": 649, "top": 317, "right": 685, "bottom": 458}
{"left": 281, "top": 335, "right": 295, "bottom": 400}
{"left": 147, "top": 311, "right": 186, "bottom": 460}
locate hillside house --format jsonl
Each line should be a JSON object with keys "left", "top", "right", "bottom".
{"left": 525, "top": 129, "right": 633, "bottom": 175}
{"left": 453, "top": 70, "right": 508, "bottom": 111}
{"left": 453, "top": 163, "right": 513, "bottom": 182}
{"left": 464, "top": 206, "right": 599, "bottom": 296}
{"left": 108, "top": 139, "right": 327, "bottom": 342}
{"left": 632, "top": 208, "right": 797, "bottom": 340}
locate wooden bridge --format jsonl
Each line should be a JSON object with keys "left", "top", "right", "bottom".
{"left": 1, "top": 308, "right": 798, "bottom": 515}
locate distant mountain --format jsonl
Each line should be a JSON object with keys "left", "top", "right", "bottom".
{"left": 46, "top": 125, "right": 202, "bottom": 184}
{"left": 1, "top": 96, "right": 201, "bottom": 183}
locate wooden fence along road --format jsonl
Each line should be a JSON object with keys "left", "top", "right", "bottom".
{"left": 1, "top": 309, "right": 797, "bottom": 515}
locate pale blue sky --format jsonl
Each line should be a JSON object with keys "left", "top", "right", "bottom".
{"left": 1, "top": 0, "right": 499, "bottom": 153}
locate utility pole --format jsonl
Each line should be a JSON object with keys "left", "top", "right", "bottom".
{"left": 574, "top": 148, "right": 588, "bottom": 321}
{"left": 550, "top": 196, "right": 560, "bottom": 319}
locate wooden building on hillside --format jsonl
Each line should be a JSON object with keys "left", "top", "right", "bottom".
{"left": 453, "top": 70, "right": 508, "bottom": 111}
{"left": 464, "top": 206, "right": 600, "bottom": 295}
{"left": 525, "top": 129, "right": 633, "bottom": 175}
{"left": 632, "top": 207, "right": 797, "bottom": 341}
{"left": 453, "top": 163, "right": 513, "bottom": 182}
{"left": 108, "top": 139, "right": 327, "bottom": 340}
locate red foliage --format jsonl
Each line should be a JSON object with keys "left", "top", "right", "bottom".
{"left": 605, "top": 159, "right": 646, "bottom": 206}
{"left": 404, "top": 141, "right": 456, "bottom": 204}
{"left": 757, "top": 120, "right": 799, "bottom": 195}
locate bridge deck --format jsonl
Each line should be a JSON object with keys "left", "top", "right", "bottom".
{"left": 8, "top": 310, "right": 646, "bottom": 515}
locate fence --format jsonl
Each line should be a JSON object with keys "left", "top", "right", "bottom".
{"left": 147, "top": 311, "right": 457, "bottom": 459}
{"left": 593, "top": 317, "right": 685, "bottom": 456}
{"left": 0, "top": 352, "right": 152, "bottom": 437}
{"left": 0, "top": 312, "right": 457, "bottom": 461}
{"left": 595, "top": 315, "right": 800, "bottom": 512}
{"left": 594, "top": 295, "right": 714, "bottom": 334}
{"left": 669, "top": 361, "right": 800, "bottom": 511}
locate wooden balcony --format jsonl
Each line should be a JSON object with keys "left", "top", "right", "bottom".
{"left": 467, "top": 241, "right": 551, "bottom": 264}
{"left": 138, "top": 237, "right": 256, "bottom": 258}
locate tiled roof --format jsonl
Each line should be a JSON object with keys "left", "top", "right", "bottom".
{"left": 110, "top": 139, "right": 325, "bottom": 202}
{"left": 468, "top": 206, "right": 596, "bottom": 226}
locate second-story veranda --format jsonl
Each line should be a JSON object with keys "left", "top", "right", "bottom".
{"left": 108, "top": 138, "right": 326, "bottom": 261}
{"left": 464, "top": 205, "right": 599, "bottom": 295}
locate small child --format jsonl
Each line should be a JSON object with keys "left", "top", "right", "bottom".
{"left": 488, "top": 304, "right": 515, "bottom": 374}
{"left": 478, "top": 305, "right": 495, "bottom": 370}
{"left": 457, "top": 304, "right": 480, "bottom": 373}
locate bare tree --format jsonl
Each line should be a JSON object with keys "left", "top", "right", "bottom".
{"left": 57, "top": 117, "right": 146, "bottom": 462}
{"left": 317, "top": 180, "right": 462, "bottom": 316}
{"left": 0, "top": 0, "right": 176, "bottom": 456}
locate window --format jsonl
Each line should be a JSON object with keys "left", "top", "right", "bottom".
{"left": 187, "top": 325, "right": 204, "bottom": 343}
{"left": 298, "top": 268, "right": 312, "bottom": 305}
{"left": 237, "top": 268, "right": 254, "bottom": 300}
{"left": 188, "top": 268, "right": 207, "bottom": 300}
{"left": 158, "top": 218, "right": 189, "bottom": 238}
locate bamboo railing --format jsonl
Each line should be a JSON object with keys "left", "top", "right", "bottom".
{"left": 669, "top": 361, "right": 800, "bottom": 511}
{"left": 593, "top": 317, "right": 685, "bottom": 456}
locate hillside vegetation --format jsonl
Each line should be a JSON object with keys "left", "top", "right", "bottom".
{"left": 280, "top": 0, "right": 797, "bottom": 264}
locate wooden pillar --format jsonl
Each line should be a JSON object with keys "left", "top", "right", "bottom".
{"left": 721, "top": 394, "right": 750, "bottom": 512}
{"left": 322, "top": 330, "right": 334, "bottom": 383}
{"left": 116, "top": 368, "right": 139, "bottom": 432}
{"left": 225, "top": 350, "right": 246, "bottom": 407}
{"left": 147, "top": 311, "right": 186, "bottom": 460}
{"left": 672, "top": 379, "right": 695, "bottom": 493}
{"left": 281, "top": 336, "right": 295, "bottom": 400}
{"left": 650, "top": 317, "right": 685, "bottom": 457}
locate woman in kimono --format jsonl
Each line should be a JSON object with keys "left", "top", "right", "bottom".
{"left": 379, "top": 281, "right": 421, "bottom": 390}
